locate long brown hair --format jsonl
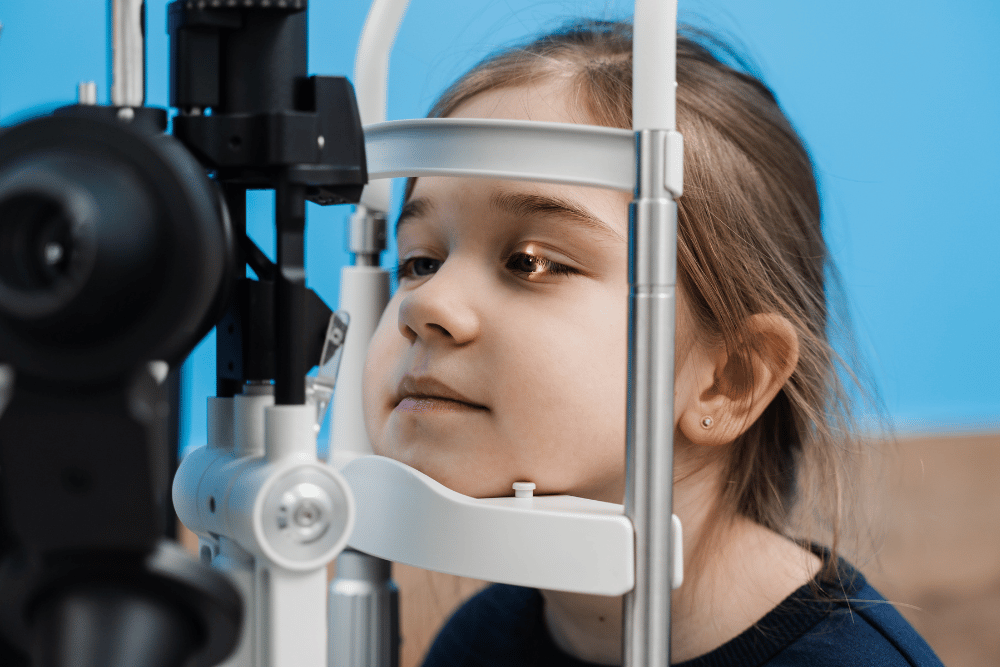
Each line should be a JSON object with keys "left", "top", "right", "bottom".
{"left": 407, "top": 20, "right": 881, "bottom": 581}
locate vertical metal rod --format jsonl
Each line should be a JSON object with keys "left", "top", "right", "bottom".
{"left": 165, "top": 366, "right": 182, "bottom": 540}
{"left": 328, "top": 206, "right": 397, "bottom": 667}
{"left": 275, "top": 180, "right": 307, "bottom": 405}
{"left": 218, "top": 185, "right": 247, "bottom": 399}
{"left": 329, "top": 549, "right": 400, "bottom": 667}
{"left": 111, "top": 0, "right": 145, "bottom": 107}
{"left": 624, "top": 130, "right": 679, "bottom": 667}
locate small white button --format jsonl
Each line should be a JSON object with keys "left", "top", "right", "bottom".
{"left": 512, "top": 482, "right": 536, "bottom": 498}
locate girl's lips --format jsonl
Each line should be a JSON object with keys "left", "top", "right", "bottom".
{"left": 395, "top": 375, "right": 487, "bottom": 411}
{"left": 395, "top": 396, "right": 488, "bottom": 413}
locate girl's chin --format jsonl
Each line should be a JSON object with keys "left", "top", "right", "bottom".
{"left": 378, "top": 448, "right": 516, "bottom": 499}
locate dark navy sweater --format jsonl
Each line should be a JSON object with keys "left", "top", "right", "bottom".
{"left": 421, "top": 555, "right": 943, "bottom": 667}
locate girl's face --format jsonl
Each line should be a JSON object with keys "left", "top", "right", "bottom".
{"left": 363, "top": 81, "right": 688, "bottom": 502}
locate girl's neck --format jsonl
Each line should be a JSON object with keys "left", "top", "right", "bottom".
{"left": 541, "top": 458, "right": 822, "bottom": 665}
{"left": 666, "top": 518, "right": 823, "bottom": 662}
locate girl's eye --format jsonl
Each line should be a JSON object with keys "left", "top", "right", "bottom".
{"left": 505, "top": 252, "right": 576, "bottom": 279}
{"left": 397, "top": 256, "right": 442, "bottom": 281}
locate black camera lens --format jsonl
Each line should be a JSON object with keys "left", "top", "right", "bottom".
{"left": 0, "top": 113, "right": 234, "bottom": 387}
{"left": 0, "top": 193, "right": 75, "bottom": 292}
{"left": 0, "top": 154, "right": 112, "bottom": 324}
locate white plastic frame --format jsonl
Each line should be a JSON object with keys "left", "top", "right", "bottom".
{"left": 365, "top": 117, "right": 634, "bottom": 191}
{"left": 364, "top": 117, "right": 683, "bottom": 197}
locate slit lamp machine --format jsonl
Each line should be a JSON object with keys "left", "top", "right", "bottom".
{"left": 0, "top": 0, "right": 684, "bottom": 665}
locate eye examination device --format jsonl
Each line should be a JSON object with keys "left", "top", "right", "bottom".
{"left": 0, "top": 0, "right": 684, "bottom": 665}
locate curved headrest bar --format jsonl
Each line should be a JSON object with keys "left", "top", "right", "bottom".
{"left": 363, "top": 117, "right": 636, "bottom": 192}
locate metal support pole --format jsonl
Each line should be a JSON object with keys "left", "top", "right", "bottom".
{"left": 623, "top": 130, "right": 679, "bottom": 667}
{"left": 110, "top": 0, "right": 145, "bottom": 107}
{"left": 275, "top": 180, "right": 307, "bottom": 405}
{"left": 348, "top": 205, "right": 388, "bottom": 268}
{"left": 328, "top": 205, "right": 397, "bottom": 667}
{"left": 329, "top": 548, "right": 399, "bottom": 667}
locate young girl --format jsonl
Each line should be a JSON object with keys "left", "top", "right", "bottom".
{"left": 361, "top": 20, "right": 943, "bottom": 667}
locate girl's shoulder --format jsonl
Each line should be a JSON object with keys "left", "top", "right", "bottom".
{"left": 787, "top": 561, "right": 943, "bottom": 666}
{"left": 420, "top": 584, "right": 558, "bottom": 667}
{"left": 420, "top": 556, "right": 944, "bottom": 667}
{"left": 678, "top": 552, "right": 944, "bottom": 667}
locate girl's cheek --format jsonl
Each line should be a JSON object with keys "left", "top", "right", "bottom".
{"left": 362, "top": 303, "right": 402, "bottom": 442}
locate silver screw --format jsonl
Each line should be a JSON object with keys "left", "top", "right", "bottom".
{"left": 276, "top": 482, "right": 333, "bottom": 544}
{"left": 293, "top": 499, "right": 322, "bottom": 527}
{"left": 77, "top": 81, "right": 97, "bottom": 106}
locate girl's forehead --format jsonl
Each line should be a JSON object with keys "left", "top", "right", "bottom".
{"left": 448, "top": 79, "right": 593, "bottom": 126}
{"left": 401, "top": 178, "right": 628, "bottom": 243}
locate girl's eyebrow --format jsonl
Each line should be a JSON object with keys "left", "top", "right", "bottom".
{"left": 489, "top": 190, "right": 625, "bottom": 243}
{"left": 394, "top": 191, "right": 625, "bottom": 244}
{"left": 395, "top": 197, "right": 434, "bottom": 236}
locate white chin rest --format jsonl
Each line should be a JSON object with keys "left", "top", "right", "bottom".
{"left": 341, "top": 455, "right": 635, "bottom": 595}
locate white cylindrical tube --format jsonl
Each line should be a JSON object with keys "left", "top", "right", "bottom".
{"left": 234, "top": 385, "right": 274, "bottom": 458}
{"left": 212, "top": 538, "right": 257, "bottom": 667}
{"left": 265, "top": 404, "right": 316, "bottom": 463}
{"left": 208, "top": 397, "right": 235, "bottom": 453}
{"left": 110, "top": 0, "right": 145, "bottom": 107}
{"left": 632, "top": 0, "right": 678, "bottom": 131}
{"left": 330, "top": 266, "right": 390, "bottom": 469}
{"left": 260, "top": 567, "right": 329, "bottom": 666}
{"left": 354, "top": 0, "right": 411, "bottom": 212}
{"left": 77, "top": 81, "right": 98, "bottom": 106}
{"left": 172, "top": 445, "right": 218, "bottom": 536}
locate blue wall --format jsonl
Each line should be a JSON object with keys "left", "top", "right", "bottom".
{"left": 2, "top": 0, "right": 998, "bottom": 449}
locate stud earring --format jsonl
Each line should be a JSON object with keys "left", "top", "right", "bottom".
{"left": 700, "top": 416, "right": 714, "bottom": 429}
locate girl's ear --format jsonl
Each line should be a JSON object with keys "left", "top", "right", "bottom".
{"left": 677, "top": 313, "right": 799, "bottom": 446}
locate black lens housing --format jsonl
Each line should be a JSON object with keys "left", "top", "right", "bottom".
{"left": 0, "top": 113, "right": 235, "bottom": 389}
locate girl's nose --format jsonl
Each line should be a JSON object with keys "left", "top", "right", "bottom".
{"left": 397, "top": 268, "right": 480, "bottom": 345}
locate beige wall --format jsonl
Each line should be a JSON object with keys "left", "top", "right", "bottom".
{"left": 180, "top": 431, "right": 1000, "bottom": 667}
{"left": 865, "top": 432, "right": 1000, "bottom": 667}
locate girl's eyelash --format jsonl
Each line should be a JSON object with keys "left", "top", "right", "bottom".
{"left": 505, "top": 252, "right": 577, "bottom": 277}
{"left": 395, "top": 257, "right": 441, "bottom": 281}
{"left": 394, "top": 252, "right": 578, "bottom": 282}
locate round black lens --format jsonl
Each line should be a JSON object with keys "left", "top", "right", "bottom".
{"left": 0, "top": 193, "right": 75, "bottom": 292}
